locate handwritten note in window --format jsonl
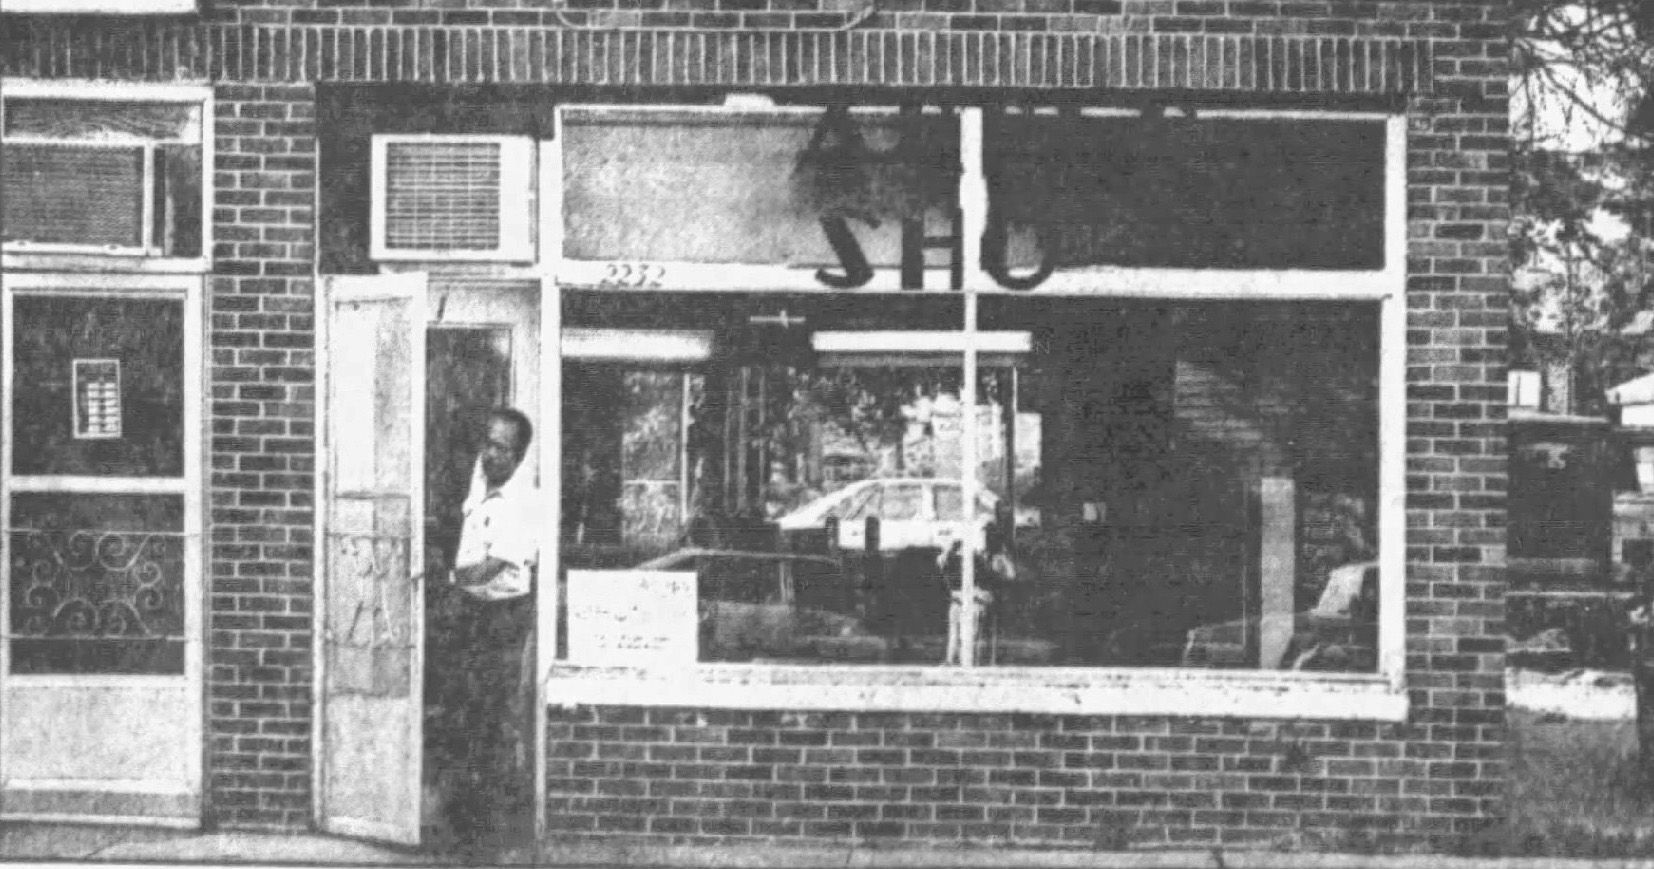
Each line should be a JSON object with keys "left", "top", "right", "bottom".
{"left": 566, "top": 570, "right": 698, "bottom": 668}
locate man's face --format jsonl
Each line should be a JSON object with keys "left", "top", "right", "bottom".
{"left": 481, "top": 417, "right": 525, "bottom": 488}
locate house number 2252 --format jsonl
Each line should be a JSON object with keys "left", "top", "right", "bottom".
{"left": 599, "top": 263, "right": 665, "bottom": 288}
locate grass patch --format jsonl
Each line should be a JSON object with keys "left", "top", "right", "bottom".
{"left": 1501, "top": 708, "right": 1654, "bottom": 856}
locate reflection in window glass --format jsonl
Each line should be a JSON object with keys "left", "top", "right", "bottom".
{"left": 558, "top": 293, "right": 1380, "bottom": 672}
{"left": 8, "top": 493, "right": 186, "bottom": 674}
{"left": 12, "top": 295, "right": 186, "bottom": 476}
{"left": 988, "top": 115, "right": 1385, "bottom": 271}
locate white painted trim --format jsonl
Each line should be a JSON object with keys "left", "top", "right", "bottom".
{"left": 0, "top": 0, "right": 196, "bottom": 15}
{"left": 379, "top": 261, "right": 547, "bottom": 282}
{"left": 1, "top": 80, "right": 212, "bottom": 102}
{"left": 1378, "top": 116, "right": 1409, "bottom": 690}
{"left": 0, "top": 272, "right": 203, "bottom": 292}
{"left": 1, "top": 288, "right": 13, "bottom": 745}
{"left": 1198, "top": 108, "right": 1394, "bottom": 121}
{"left": 1068, "top": 108, "right": 1393, "bottom": 122}
{"left": 317, "top": 816, "right": 408, "bottom": 843}
{"left": 1385, "top": 115, "right": 1408, "bottom": 278}
{"left": 181, "top": 276, "right": 205, "bottom": 820}
{"left": 0, "top": 812, "right": 200, "bottom": 829}
{"left": 2, "top": 674, "right": 192, "bottom": 688}
{"left": 555, "top": 259, "right": 1392, "bottom": 299}
{"left": 311, "top": 270, "right": 332, "bottom": 830}
{"left": 561, "top": 103, "right": 920, "bottom": 122}
{"left": 533, "top": 118, "right": 564, "bottom": 851}
{"left": 0, "top": 255, "right": 211, "bottom": 274}
{"left": 545, "top": 666, "right": 1408, "bottom": 721}
{"left": 370, "top": 134, "right": 537, "bottom": 263}
{"left": 198, "top": 88, "right": 216, "bottom": 280}
{"left": 562, "top": 328, "right": 714, "bottom": 362}
{"left": 10, "top": 779, "right": 196, "bottom": 795}
{"left": 813, "top": 330, "right": 1030, "bottom": 354}
{"left": 6, "top": 476, "right": 188, "bottom": 494}
{"left": 1014, "top": 268, "right": 1393, "bottom": 299}
{"left": 957, "top": 106, "right": 985, "bottom": 666}
{"left": 1379, "top": 296, "right": 1407, "bottom": 689}
{"left": 556, "top": 260, "right": 950, "bottom": 294}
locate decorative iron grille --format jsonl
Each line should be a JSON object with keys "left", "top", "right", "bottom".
{"left": 8, "top": 527, "right": 186, "bottom": 674}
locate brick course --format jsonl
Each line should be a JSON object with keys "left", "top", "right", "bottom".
{"left": 1, "top": 0, "right": 1508, "bottom": 850}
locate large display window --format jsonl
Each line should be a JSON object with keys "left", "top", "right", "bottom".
{"left": 543, "top": 101, "right": 1404, "bottom": 716}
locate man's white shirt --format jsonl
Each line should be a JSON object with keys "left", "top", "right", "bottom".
{"left": 454, "top": 457, "right": 538, "bottom": 601}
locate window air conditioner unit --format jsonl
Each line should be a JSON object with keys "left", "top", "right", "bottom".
{"left": 2, "top": 97, "right": 206, "bottom": 258}
{"left": 370, "top": 134, "right": 535, "bottom": 262}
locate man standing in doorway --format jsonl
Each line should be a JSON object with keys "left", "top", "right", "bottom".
{"left": 431, "top": 406, "right": 538, "bottom": 855}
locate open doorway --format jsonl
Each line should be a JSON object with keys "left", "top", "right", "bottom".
{"left": 419, "top": 282, "right": 541, "bottom": 853}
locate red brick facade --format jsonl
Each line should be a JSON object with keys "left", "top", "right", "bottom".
{"left": 1, "top": 0, "right": 1508, "bottom": 851}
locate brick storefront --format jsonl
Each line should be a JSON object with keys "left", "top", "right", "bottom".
{"left": 0, "top": 0, "right": 1508, "bottom": 854}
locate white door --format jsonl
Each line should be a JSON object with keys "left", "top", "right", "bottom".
{"left": 0, "top": 277, "right": 205, "bottom": 825}
{"left": 318, "top": 273, "right": 426, "bottom": 844}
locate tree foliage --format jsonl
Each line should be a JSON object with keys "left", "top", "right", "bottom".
{"left": 1511, "top": 1, "right": 1654, "bottom": 411}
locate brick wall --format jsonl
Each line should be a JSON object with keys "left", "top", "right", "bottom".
{"left": 1397, "top": 0, "right": 1510, "bottom": 845}
{"left": 1, "top": 0, "right": 1507, "bottom": 850}
{"left": 547, "top": 708, "right": 1448, "bottom": 850}
{"left": 207, "top": 83, "right": 319, "bottom": 829}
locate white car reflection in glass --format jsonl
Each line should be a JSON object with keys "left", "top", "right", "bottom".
{"left": 1180, "top": 562, "right": 1379, "bottom": 671}
{"left": 775, "top": 478, "right": 1001, "bottom": 553}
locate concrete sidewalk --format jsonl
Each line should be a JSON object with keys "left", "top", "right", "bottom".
{"left": 7, "top": 824, "right": 1654, "bottom": 869}
{"left": 1, "top": 824, "right": 431, "bottom": 865}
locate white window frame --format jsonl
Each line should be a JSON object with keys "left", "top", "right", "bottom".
{"left": 543, "top": 103, "right": 1409, "bottom": 720}
{"left": 0, "top": 80, "right": 212, "bottom": 275}
{"left": 369, "top": 134, "right": 536, "bottom": 264}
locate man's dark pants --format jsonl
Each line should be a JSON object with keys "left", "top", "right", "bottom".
{"left": 426, "top": 581, "right": 535, "bottom": 847}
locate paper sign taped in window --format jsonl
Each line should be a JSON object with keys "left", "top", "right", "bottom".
{"left": 73, "top": 358, "right": 122, "bottom": 440}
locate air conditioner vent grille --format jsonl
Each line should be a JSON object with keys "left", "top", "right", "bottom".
{"left": 383, "top": 141, "right": 504, "bottom": 252}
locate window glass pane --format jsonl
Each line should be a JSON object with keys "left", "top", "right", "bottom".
{"left": 988, "top": 116, "right": 1386, "bottom": 270}
{"left": 8, "top": 493, "right": 186, "bottom": 675}
{"left": 557, "top": 293, "right": 1380, "bottom": 672}
{"left": 3, "top": 100, "right": 201, "bottom": 141}
{"left": 982, "top": 298, "right": 1380, "bottom": 671}
{"left": 12, "top": 295, "right": 186, "bottom": 477}
{"left": 1509, "top": 425, "right": 1615, "bottom": 566}
{"left": 935, "top": 484, "right": 963, "bottom": 521}
{"left": 561, "top": 108, "right": 958, "bottom": 268}
{"left": 883, "top": 484, "right": 923, "bottom": 520}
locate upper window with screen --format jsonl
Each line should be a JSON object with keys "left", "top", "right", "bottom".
{"left": 2, "top": 95, "right": 205, "bottom": 258}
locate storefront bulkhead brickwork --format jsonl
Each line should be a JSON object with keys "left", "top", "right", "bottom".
{"left": 0, "top": 0, "right": 1508, "bottom": 853}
